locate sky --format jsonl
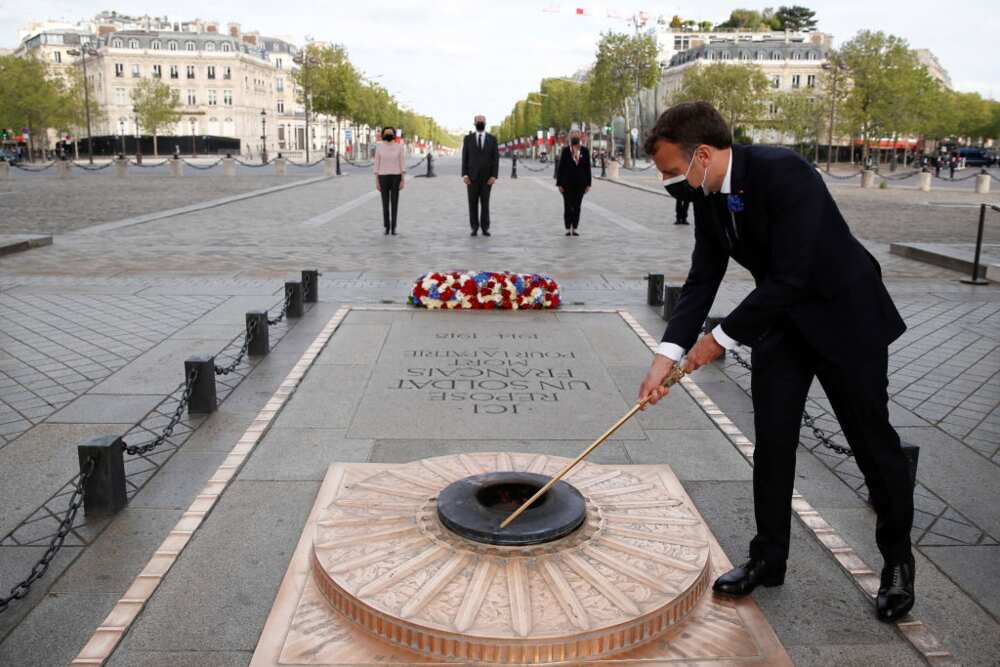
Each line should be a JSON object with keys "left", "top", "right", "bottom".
{"left": 2, "top": 0, "right": 997, "bottom": 132}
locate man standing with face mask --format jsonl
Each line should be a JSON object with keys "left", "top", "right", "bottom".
{"left": 638, "top": 102, "right": 915, "bottom": 624}
{"left": 462, "top": 115, "right": 500, "bottom": 236}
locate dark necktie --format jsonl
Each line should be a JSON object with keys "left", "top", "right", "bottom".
{"left": 478, "top": 134, "right": 483, "bottom": 150}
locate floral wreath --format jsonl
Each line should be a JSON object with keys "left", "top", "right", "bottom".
{"left": 409, "top": 271, "right": 560, "bottom": 309}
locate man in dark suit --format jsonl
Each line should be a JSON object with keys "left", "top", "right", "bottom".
{"left": 462, "top": 114, "right": 499, "bottom": 236}
{"left": 638, "top": 102, "right": 915, "bottom": 622}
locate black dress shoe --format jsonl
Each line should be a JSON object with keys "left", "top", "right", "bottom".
{"left": 674, "top": 220, "right": 689, "bottom": 225}
{"left": 482, "top": 230, "right": 491, "bottom": 236}
{"left": 565, "top": 231, "right": 572, "bottom": 236}
{"left": 470, "top": 230, "right": 478, "bottom": 236}
{"left": 877, "top": 557, "right": 915, "bottom": 622}
{"left": 384, "top": 228, "right": 389, "bottom": 235}
{"left": 712, "top": 558, "right": 785, "bottom": 597}
{"left": 571, "top": 230, "right": 579, "bottom": 236}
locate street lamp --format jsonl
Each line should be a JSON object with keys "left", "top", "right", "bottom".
{"left": 190, "top": 118, "right": 197, "bottom": 157}
{"left": 132, "top": 106, "right": 143, "bottom": 164}
{"left": 67, "top": 45, "right": 99, "bottom": 163}
{"left": 260, "top": 109, "right": 268, "bottom": 164}
{"left": 292, "top": 52, "right": 320, "bottom": 162}
{"left": 118, "top": 118, "right": 126, "bottom": 156}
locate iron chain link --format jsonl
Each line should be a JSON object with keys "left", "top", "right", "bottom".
{"left": 214, "top": 320, "right": 255, "bottom": 376}
{"left": 11, "top": 162, "right": 57, "bottom": 172}
{"left": 122, "top": 368, "right": 198, "bottom": 456}
{"left": 71, "top": 161, "right": 115, "bottom": 171}
{"left": 181, "top": 158, "right": 223, "bottom": 170}
{"left": 0, "top": 457, "right": 95, "bottom": 614}
{"left": 268, "top": 289, "right": 293, "bottom": 326}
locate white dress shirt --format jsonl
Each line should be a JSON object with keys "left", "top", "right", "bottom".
{"left": 656, "top": 150, "right": 739, "bottom": 362}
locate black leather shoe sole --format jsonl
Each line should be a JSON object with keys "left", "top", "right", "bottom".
{"left": 712, "top": 572, "right": 785, "bottom": 597}
{"left": 877, "top": 596, "right": 914, "bottom": 622}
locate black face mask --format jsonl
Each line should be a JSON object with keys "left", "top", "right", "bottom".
{"left": 383, "top": 133, "right": 394, "bottom": 141}
{"left": 663, "top": 154, "right": 708, "bottom": 202}
{"left": 474, "top": 122, "right": 486, "bottom": 132}
{"left": 570, "top": 137, "right": 580, "bottom": 146}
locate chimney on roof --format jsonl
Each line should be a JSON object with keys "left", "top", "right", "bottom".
{"left": 206, "top": 22, "right": 218, "bottom": 33}
{"left": 243, "top": 31, "right": 258, "bottom": 45}
{"left": 228, "top": 22, "right": 241, "bottom": 37}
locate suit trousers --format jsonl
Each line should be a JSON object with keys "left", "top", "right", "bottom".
{"left": 748, "top": 322, "right": 914, "bottom": 565}
{"left": 467, "top": 180, "right": 492, "bottom": 231}
{"left": 378, "top": 174, "right": 401, "bottom": 231}
{"left": 561, "top": 186, "right": 586, "bottom": 229}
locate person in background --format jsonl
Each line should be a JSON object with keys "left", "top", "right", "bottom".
{"left": 556, "top": 129, "right": 592, "bottom": 236}
{"left": 461, "top": 114, "right": 499, "bottom": 236}
{"left": 673, "top": 192, "right": 691, "bottom": 225}
{"left": 374, "top": 127, "right": 405, "bottom": 235}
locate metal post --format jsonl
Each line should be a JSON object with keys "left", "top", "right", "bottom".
{"left": 961, "top": 203, "right": 990, "bottom": 285}
{"left": 301, "top": 270, "right": 319, "bottom": 302}
{"left": 335, "top": 148, "right": 341, "bottom": 176}
{"left": 704, "top": 315, "right": 726, "bottom": 333}
{"left": 185, "top": 355, "right": 217, "bottom": 414}
{"left": 511, "top": 152, "right": 518, "bottom": 179}
{"left": 81, "top": 51, "right": 94, "bottom": 164}
{"left": 600, "top": 154, "right": 607, "bottom": 178}
{"left": 246, "top": 311, "right": 269, "bottom": 356}
{"left": 646, "top": 273, "right": 664, "bottom": 306}
{"left": 661, "top": 285, "right": 682, "bottom": 321}
{"left": 78, "top": 435, "right": 127, "bottom": 517}
{"left": 285, "top": 282, "right": 304, "bottom": 318}
{"left": 426, "top": 152, "right": 436, "bottom": 177}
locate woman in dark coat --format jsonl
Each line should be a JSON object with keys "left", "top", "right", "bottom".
{"left": 556, "top": 130, "right": 592, "bottom": 236}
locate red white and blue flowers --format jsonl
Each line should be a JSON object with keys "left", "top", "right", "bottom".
{"left": 409, "top": 271, "right": 560, "bottom": 310}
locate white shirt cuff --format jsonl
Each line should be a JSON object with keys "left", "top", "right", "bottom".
{"left": 711, "top": 324, "right": 738, "bottom": 350}
{"left": 655, "top": 342, "right": 685, "bottom": 362}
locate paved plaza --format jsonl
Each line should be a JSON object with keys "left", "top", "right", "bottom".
{"left": 0, "top": 156, "right": 998, "bottom": 665}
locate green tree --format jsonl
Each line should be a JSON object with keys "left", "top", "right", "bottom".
{"left": 58, "top": 67, "right": 106, "bottom": 158}
{"left": 0, "top": 55, "right": 66, "bottom": 159}
{"left": 715, "top": 9, "right": 768, "bottom": 31}
{"left": 669, "top": 15, "right": 683, "bottom": 29}
{"left": 589, "top": 31, "right": 659, "bottom": 166}
{"left": 671, "top": 63, "right": 771, "bottom": 140}
{"left": 304, "top": 44, "right": 362, "bottom": 152}
{"left": 774, "top": 6, "right": 818, "bottom": 31}
{"left": 131, "top": 78, "right": 181, "bottom": 156}
{"left": 770, "top": 90, "right": 822, "bottom": 156}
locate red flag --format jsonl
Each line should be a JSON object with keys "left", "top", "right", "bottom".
{"left": 576, "top": 8, "right": 586, "bottom": 15}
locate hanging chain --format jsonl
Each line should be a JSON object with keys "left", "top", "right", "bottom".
{"left": 0, "top": 458, "right": 95, "bottom": 614}
{"left": 268, "top": 289, "right": 293, "bottom": 326}
{"left": 214, "top": 320, "right": 255, "bottom": 376}
{"left": 122, "top": 368, "right": 198, "bottom": 456}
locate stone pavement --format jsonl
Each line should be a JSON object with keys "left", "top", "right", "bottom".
{"left": 0, "top": 156, "right": 997, "bottom": 665}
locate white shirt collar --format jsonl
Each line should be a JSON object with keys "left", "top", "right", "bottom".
{"left": 719, "top": 149, "right": 733, "bottom": 195}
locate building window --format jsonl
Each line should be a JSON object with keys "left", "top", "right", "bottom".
{"left": 186, "top": 65, "right": 195, "bottom": 79}
{"left": 221, "top": 42, "right": 232, "bottom": 52}
{"left": 114, "top": 87, "right": 127, "bottom": 105}
{"left": 807, "top": 51, "right": 817, "bottom": 60}
{"left": 769, "top": 102, "right": 778, "bottom": 115}
{"left": 115, "top": 62, "right": 125, "bottom": 77}
{"left": 223, "top": 66, "right": 231, "bottom": 80}
{"left": 275, "top": 57, "right": 283, "bottom": 69}
{"left": 112, "top": 38, "right": 123, "bottom": 48}
{"left": 276, "top": 77, "right": 284, "bottom": 92}
{"left": 187, "top": 89, "right": 196, "bottom": 105}
{"left": 131, "top": 64, "right": 140, "bottom": 78}
{"left": 128, "top": 38, "right": 140, "bottom": 49}
{"left": 277, "top": 100, "right": 285, "bottom": 113}
{"left": 170, "top": 65, "right": 179, "bottom": 79}
{"left": 223, "top": 89, "right": 233, "bottom": 105}
{"left": 757, "top": 50, "right": 765, "bottom": 59}
{"left": 53, "top": 51, "right": 61, "bottom": 63}
{"left": 792, "top": 74, "right": 801, "bottom": 89}
{"left": 207, "top": 65, "right": 216, "bottom": 80}
{"left": 207, "top": 89, "right": 217, "bottom": 106}
{"left": 772, "top": 51, "right": 782, "bottom": 60}
{"left": 168, "top": 40, "right": 178, "bottom": 51}
{"left": 185, "top": 41, "right": 196, "bottom": 51}
{"left": 771, "top": 75, "right": 781, "bottom": 89}
{"left": 152, "top": 64, "right": 162, "bottom": 78}
{"left": 151, "top": 40, "right": 161, "bottom": 50}
{"left": 807, "top": 74, "right": 817, "bottom": 88}
{"left": 205, "top": 42, "right": 216, "bottom": 51}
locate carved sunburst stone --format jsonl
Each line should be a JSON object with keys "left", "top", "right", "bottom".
{"left": 310, "top": 453, "right": 712, "bottom": 664}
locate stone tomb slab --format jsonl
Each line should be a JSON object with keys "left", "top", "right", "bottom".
{"left": 345, "top": 312, "right": 644, "bottom": 441}
{"left": 250, "top": 453, "right": 790, "bottom": 666}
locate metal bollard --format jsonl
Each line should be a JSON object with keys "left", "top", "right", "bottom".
{"left": 169, "top": 157, "right": 183, "bottom": 177}
{"left": 324, "top": 156, "right": 335, "bottom": 177}
{"left": 975, "top": 169, "right": 990, "bottom": 194}
{"left": 185, "top": 355, "right": 217, "bottom": 414}
{"left": 426, "top": 152, "right": 436, "bottom": 178}
{"left": 554, "top": 155, "right": 559, "bottom": 179}
{"left": 223, "top": 154, "right": 235, "bottom": 177}
{"left": 511, "top": 153, "right": 518, "bottom": 179}
{"left": 78, "top": 435, "right": 127, "bottom": 517}
{"left": 114, "top": 157, "right": 127, "bottom": 178}
{"left": 56, "top": 161, "right": 72, "bottom": 178}
{"left": 285, "top": 282, "right": 304, "bottom": 318}
{"left": 918, "top": 170, "right": 931, "bottom": 192}
{"left": 961, "top": 203, "right": 991, "bottom": 285}
{"left": 661, "top": 284, "right": 682, "bottom": 321}
{"left": 646, "top": 273, "right": 665, "bottom": 306}
{"left": 861, "top": 169, "right": 875, "bottom": 188}
{"left": 274, "top": 156, "right": 287, "bottom": 176}
{"left": 246, "top": 311, "right": 270, "bottom": 356}
{"left": 301, "top": 270, "right": 319, "bottom": 303}
{"left": 600, "top": 154, "right": 607, "bottom": 178}
{"left": 335, "top": 150, "right": 342, "bottom": 176}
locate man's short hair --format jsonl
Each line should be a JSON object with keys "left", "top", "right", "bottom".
{"left": 644, "top": 101, "right": 732, "bottom": 157}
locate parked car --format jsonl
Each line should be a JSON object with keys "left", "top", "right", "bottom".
{"left": 957, "top": 147, "right": 995, "bottom": 167}
{"left": 0, "top": 148, "right": 20, "bottom": 164}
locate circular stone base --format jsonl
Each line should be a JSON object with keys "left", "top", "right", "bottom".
{"left": 311, "top": 453, "right": 712, "bottom": 663}
{"left": 437, "top": 472, "right": 586, "bottom": 546}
